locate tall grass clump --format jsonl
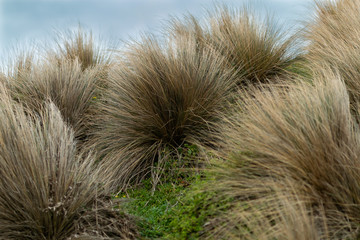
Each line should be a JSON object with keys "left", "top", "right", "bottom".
{"left": 0, "top": 84, "right": 137, "bottom": 239}
{"left": 8, "top": 58, "right": 100, "bottom": 142}
{"left": 305, "top": 0, "right": 360, "bottom": 109}
{"left": 1, "top": 50, "right": 36, "bottom": 91}
{"left": 209, "top": 71, "right": 360, "bottom": 239}
{"left": 207, "top": 179, "right": 321, "bottom": 240}
{"left": 50, "top": 27, "right": 112, "bottom": 71}
{"left": 92, "top": 34, "right": 236, "bottom": 191}
{"left": 169, "top": 5, "right": 297, "bottom": 85}
{"left": 7, "top": 51, "right": 35, "bottom": 78}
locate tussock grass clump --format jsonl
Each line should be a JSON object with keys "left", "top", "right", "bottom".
{"left": 170, "top": 5, "right": 296, "bottom": 85}
{"left": 93, "top": 35, "right": 236, "bottom": 191}
{"left": 305, "top": 0, "right": 360, "bottom": 107}
{"left": 8, "top": 58, "right": 100, "bottom": 141}
{"left": 207, "top": 179, "right": 321, "bottom": 240}
{"left": 1, "top": 51, "right": 36, "bottom": 91}
{"left": 7, "top": 52, "right": 35, "bottom": 78}
{"left": 210, "top": 71, "right": 360, "bottom": 239}
{"left": 0, "top": 84, "right": 138, "bottom": 239}
{"left": 51, "top": 27, "right": 112, "bottom": 71}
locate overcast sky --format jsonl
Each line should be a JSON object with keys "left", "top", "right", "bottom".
{"left": 0, "top": 0, "right": 316, "bottom": 56}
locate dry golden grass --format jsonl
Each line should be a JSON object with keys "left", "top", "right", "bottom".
{"left": 0, "top": 84, "right": 138, "bottom": 239}
{"left": 91, "top": 34, "right": 237, "bottom": 191}
{"left": 206, "top": 179, "right": 322, "bottom": 240}
{"left": 169, "top": 5, "right": 297, "bottom": 85}
{"left": 1, "top": 51, "right": 36, "bottom": 90}
{"left": 305, "top": 0, "right": 360, "bottom": 110}
{"left": 209, "top": 70, "right": 360, "bottom": 239}
{"left": 5, "top": 1, "right": 360, "bottom": 238}
{"left": 51, "top": 27, "right": 112, "bottom": 71}
{"left": 7, "top": 57, "right": 100, "bottom": 142}
{"left": 8, "top": 52, "right": 34, "bottom": 78}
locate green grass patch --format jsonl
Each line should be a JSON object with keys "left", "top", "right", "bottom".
{"left": 119, "top": 177, "right": 191, "bottom": 239}
{"left": 114, "top": 144, "right": 232, "bottom": 239}
{"left": 118, "top": 172, "right": 232, "bottom": 239}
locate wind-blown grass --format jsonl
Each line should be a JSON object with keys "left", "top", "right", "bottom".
{"left": 209, "top": 70, "right": 360, "bottom": 239}
{"left": 4, "top": 1, "right": 360, "bottom": 238}
{"left": 169, "top": 5, "right": 297, "bottom": 85}
{"left": 0, "top": 84, "right": 138, "bottom": 239}
{"left": 92, "top": 35, "right": 236, "bottom": 191}
{"left": 7, "top": 51, "right": 34, "bottom": 79}
{"left": 8, "top": 58, "right": 100, "bottom": 142}
{"left": 305, "top": 0, "right": 360, "bottom": 110}
{"left": 50, "top": 27, "right": 112, "bottom": 71}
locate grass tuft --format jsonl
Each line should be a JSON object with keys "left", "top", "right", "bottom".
{"left": 8, "top": 58, "right": 101, "bottom": 142}
{"left": 305, "top": 0, "right": 360, "bottom": 111}
{"left": 51, "top": 27, "right": 112, "bottom": 71}
{"left": 209, "top": 71, "right": 360, "bottom": 239}
{"left": 0, "top": 83, "right": 138, "bottom": 239}
{"left": 92, "top": 34, "right": 236, "bottom": 191}
{"left": 169, "top": 5, "right": 297, "bottom": 85}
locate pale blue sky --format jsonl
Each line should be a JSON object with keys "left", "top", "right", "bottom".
{"left": 0, "top": 0, "right": 315, "bottom": 56}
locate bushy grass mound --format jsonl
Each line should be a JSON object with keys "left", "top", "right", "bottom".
{"left": 0, "top": 84, "right": 138, "bottom": 239}
{"left": 170, "top": 5, "right": 297, "bottom": 85}
{"left": 50, "top": 27, "right": 112, "bottom": 71}
{"left": 7, "top": 57, "right": 100, "bottom": 142}
{"left": 208, "top": 71, "right": 360, "bottom": 239}
{"left": 92, "top": 35, "right": 236, "bottom": 191}
{"left": 3, "top": 28, "right": 112, "bottom": 145}
{"left": 305, "top": 0, "right": 360, "bottom": 109}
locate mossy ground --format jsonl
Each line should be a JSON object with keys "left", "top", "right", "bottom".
{"left": 115, "top": 145, "right": 230, "bottom": 239}
{"left": 118, "top": 173, "right": 231, "bottom": 240}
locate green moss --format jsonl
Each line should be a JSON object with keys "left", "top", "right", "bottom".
{"left": 163, "top": 175, "right": 224, "bottom": 240}
{"left": 116, "top": 144, "right": 232, "bottom": 239}
{"left": 119, "top": 173, "right": 231, "bottom": 239}
{"left": 120, "top": 179, "right": 184, "bottom": 239}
